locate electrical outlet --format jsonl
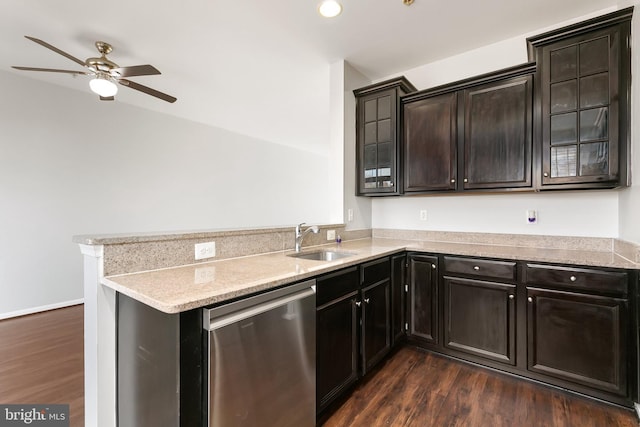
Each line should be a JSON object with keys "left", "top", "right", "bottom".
{"left": 347, "top": 209, "right": 354, "bottom": 222}
{"left": 419, "top": 210, "right": 428, "bottom": 221}
{"left": 195, "top": 241, "right": 216, "bottom": 260}
{"left": 327, "top": 230, "right": 336, "bottom": 240}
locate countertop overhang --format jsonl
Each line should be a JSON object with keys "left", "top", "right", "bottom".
{"left": 101, "top": 237, "right": 639, "bottom": 314}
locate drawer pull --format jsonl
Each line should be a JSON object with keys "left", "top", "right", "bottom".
{"left": 509, "top": 294, "right": 514, "bottom": 300}
{"left": 463, "top": 178, "right": 468, "bottom": 183}
{"left": 527, "top": 297, "right": 533, "bottom": 303}
{"left": 473, "top": 266, "right": 480, "bottom": 271}
{"left": 431, "top": 264, "right": 436, "bottom": 270}
{"left": 364, "top": 298, "right": 370, "bottom": 304}
{"left": 451, "top": 179, "right": 456, "bottom": 183}
{"left": 355, "top": 300, "right": 362, "bottom": 307}
{"left": 570, "top": 276, "right": 577, "bottom": 282}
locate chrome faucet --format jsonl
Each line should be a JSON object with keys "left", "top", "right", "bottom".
{"left": 295, "top": 223, "right": 319, "bottom": 253}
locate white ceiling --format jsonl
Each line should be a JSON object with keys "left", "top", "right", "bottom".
{"left": 0, "top": 0, "right": 622, "bottom": 152}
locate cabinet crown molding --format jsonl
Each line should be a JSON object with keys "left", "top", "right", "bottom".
{"left": 526, "top": 6, "right": 633, "bottom": 59}
{"left": 353, "top": 76, "right": 417, "bottom": 97}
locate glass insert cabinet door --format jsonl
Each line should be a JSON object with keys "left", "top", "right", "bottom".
{"left": 541, "top": 27, "right": 622, "bottom": 186}
{"left": 357, "top": 88, "right": 399, "bottom": 194}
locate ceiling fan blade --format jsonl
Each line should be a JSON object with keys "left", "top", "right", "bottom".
{"left": 112, "top": 65, "right": 160, "bottom": 78}
{"left": 12, "top": 66, "right": 88, "bottom": 75}
{"left": 100, "top": 96, "right": 115, "bottom": 101}
{"left": 24, "top": 36, "right": 86, "bottom": 67}
{"left": 118, "top": 79, "right": 176, "bottom": 103}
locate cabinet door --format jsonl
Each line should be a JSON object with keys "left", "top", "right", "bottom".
{"left": 463, "top": 75, "right": 532, "bottom": 189}
{"left": 403, "top": 92, "right": 458, "bottom": 192}
{"left": 357, "top": 89, "right": 399, "bottom": 194}
{"left": 361, "top": 280, "right": 391, "bottom": 375}
{"left": 316, "top": 291, "right": 359, "bottom": 412}
{"left": 538, "top": 25, "right": 627, "bottom": 187}
{"left": 391, "top": 254, "right": 406, "bottom": 345}
{"left": 527, "top": 287, "right": 627, "bottom": 396}
{"left": 408, "top": 254, "right": 439, "bottom": 344}
{"left": 444, "top": 277, "right": 516, "bottom": 365}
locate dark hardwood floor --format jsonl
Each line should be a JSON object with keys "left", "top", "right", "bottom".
{"left": 324, "top": 346, "right": 639, "bottom": 427}
{"left": 1, "top": 305, "right": 638, "bottom": 427}
{"left": 0, "top": 305, "right": 84, "bottom": 427}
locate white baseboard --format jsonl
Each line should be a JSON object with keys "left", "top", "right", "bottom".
{"left": 0, "top": 299, "right": 84, "bottom": 320}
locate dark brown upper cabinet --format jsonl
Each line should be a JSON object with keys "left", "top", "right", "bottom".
{"left": 402, "top": 63, "right": 535, "bottom": 194}
{"left": 354, "top": 77, "right": 417, "bottom": 196}
{"left": 463, "top": 74, "right": 533, "bottom": 189}
{"left": 527, "top": 7, "right": 632, "bottom": 189}
{"left": 403, "top": 92, "right": 458, "bottom": 192}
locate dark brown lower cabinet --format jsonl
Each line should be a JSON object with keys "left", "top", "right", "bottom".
{"left": 316, "top": 268, "right": 360, "bottom": 413}
{"left": 527, "top": 287, "right": 628, "bottom": 396}
{"left": 408, "top": 254, "right": 439, "bottom": 344}
{"left": 443, "top": 277, "right": 516, "bottom": 365}
{"left": 316, "top": 257, "right": 397, "bottom": 417}
{"left": 361, "top": 279, "right": 391, "bottom": 375}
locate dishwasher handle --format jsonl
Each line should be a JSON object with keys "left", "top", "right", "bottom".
{"left": 204, "top": 282, "right": 316, "bottom": 331}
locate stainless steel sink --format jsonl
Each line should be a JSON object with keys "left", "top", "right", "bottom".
{"left": 287, "top": 250, "right": 355, "bottom": 261}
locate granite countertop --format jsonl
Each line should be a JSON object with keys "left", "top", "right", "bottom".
{"left": 101, "top": 237, "right": 639, "bottom": 314}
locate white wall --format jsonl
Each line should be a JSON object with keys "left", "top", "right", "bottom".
{"left": 371, "top": 7, "right": 629, "bottom": 239}
{"left": 373, "top": 191, "right": 619, "bottom": 237}
{"left": 0, "top": 70, "right": 331, "bottom": 317}
{"left": 343, "top": 62, "right": 373, "bottom": 231}
{"left": 618, "top": 1, "right": 640, "bottom": 244}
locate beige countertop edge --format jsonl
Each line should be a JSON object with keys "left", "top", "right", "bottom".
{"left": 100, "top": 238, "right": 640, "bottom": 314}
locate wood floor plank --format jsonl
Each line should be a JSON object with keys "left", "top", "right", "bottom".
{"left": 0, "top": 305, "right": 84, "bottom": 427}
{"left": 323, "top": 346, "right": 639, "bottom": 427}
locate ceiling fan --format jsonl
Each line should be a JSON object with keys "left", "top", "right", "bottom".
{"left": 12, "top": 36, "right": 177, "bottom": 103}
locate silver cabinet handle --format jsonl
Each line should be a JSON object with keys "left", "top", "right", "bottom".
{"left": 509, "top": 294, "right": 514, "bottom": 300}
{"left": 431, "top": 264, "right": 436, "bottom": 269}
{"left": 473, "top": 266, "right": 480, "bottom": 271}
{"left": 570, "top": 276, "right": 577, "bottom": 282}
{"left": 528, "top": 297, "right": 533, "bottom": 303}
{"left": 389, "top": 182, "right": 394, "bottom": 187}
{"left": 355, "top": 301, "right": 361, "bottom": 307}
{"left": 451, "top": 179, "right": 455, "bottom": 183}
{"left": 364, "top": 298, "right": 370, "bottom": 304}
{"left": 543, "top": 172, "right": 549, "bottom": 177}
{"left": 463, "top": 178, "right": 468, "bottom": 183}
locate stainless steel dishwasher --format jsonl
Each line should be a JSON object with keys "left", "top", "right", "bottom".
{"left": 203, "top": 279, "right": 316, "bottom": 427}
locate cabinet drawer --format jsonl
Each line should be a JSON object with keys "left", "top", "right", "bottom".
{"left": 443, "top": 256, "right": 516, "bottom": 281}
{"left": 316, "top": 267, "right": 360, "bottom": 307}
{"left": 526, "top": 264, "right": 628, "bottom": 297}
{"left": 361, "top": 257, "right": 391, "bottom": 288}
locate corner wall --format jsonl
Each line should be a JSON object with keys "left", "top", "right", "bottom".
{"left": 618, "top": 0, "right": 640, "bottom": 244}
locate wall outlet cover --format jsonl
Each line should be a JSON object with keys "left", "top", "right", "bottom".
{"left": 195, "top": 241, "right": 216, "bottom": 260}
{"left": 327, "top": 230, "right": 336, "bottom": 241}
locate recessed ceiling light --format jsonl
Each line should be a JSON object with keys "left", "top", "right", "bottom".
{"left": 318, "top": 0, "right": 342, "bottom": 18}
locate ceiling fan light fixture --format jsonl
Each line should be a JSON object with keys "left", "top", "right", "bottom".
{"left": 318, "top": 0, "right": 342, "bottom": 18}
{"left": 89, "top": 74, "right": 118, "bottom": 97}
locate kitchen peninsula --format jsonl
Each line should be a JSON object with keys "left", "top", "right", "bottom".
{"left": 76, "top": 226, "right": 640, "bottom": 426}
